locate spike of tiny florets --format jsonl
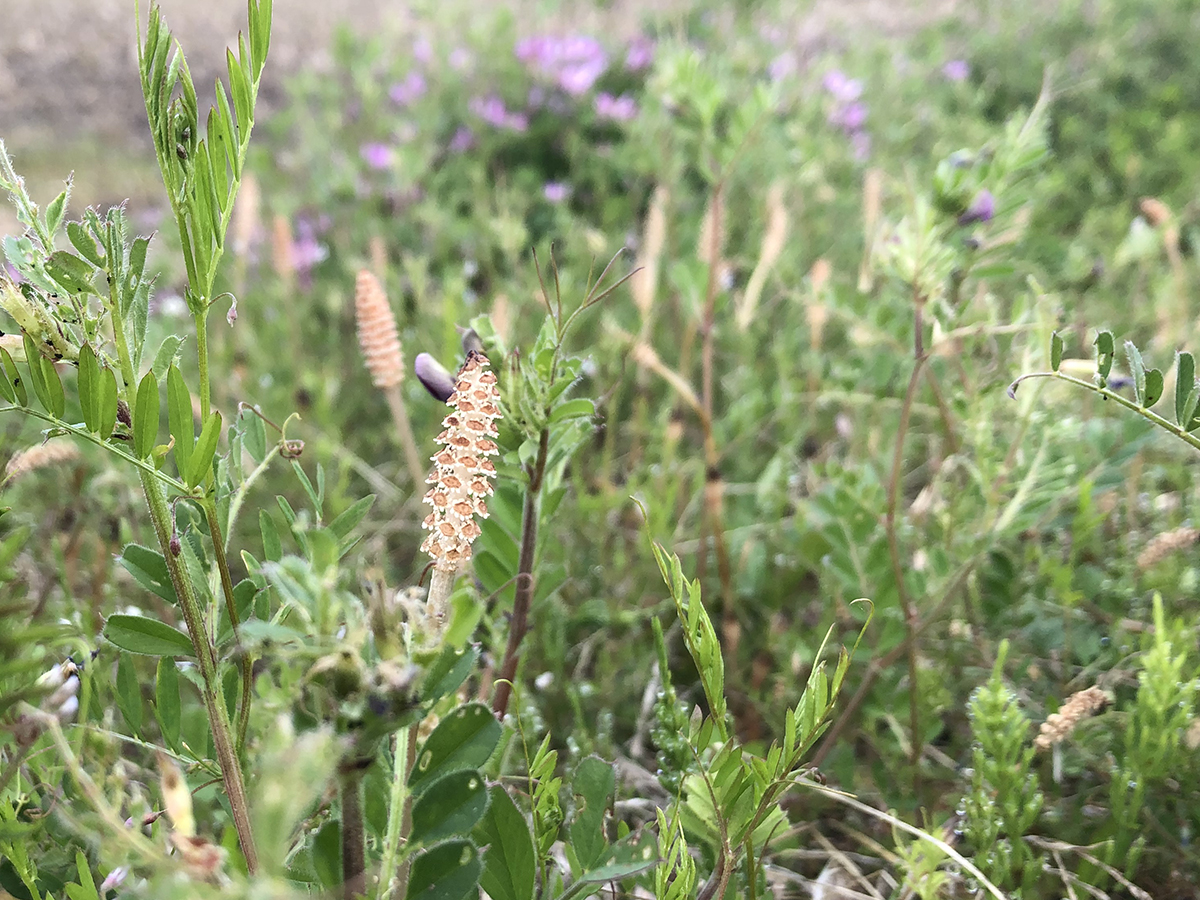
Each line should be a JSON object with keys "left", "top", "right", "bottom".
{"left": 420, "top": 352, "right": 501, "bottom": 570}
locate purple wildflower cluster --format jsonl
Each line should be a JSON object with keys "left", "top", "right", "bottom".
{"left": 594, "top": 92, "right": 637, "bottom": 122}
{"left": 389, "top": 71, "right": 428, "bottom": 107}
{"left": 942, "top": 59, "right": 970, "bottom": 82}
{"left": 469, "top": 95, "right": 529, "bottom": 132}
{"left": 822, "top": 69, "right": 871, "bottom": 160}
{"left": 516, "top": 34, "right": 608, "bottom": 96}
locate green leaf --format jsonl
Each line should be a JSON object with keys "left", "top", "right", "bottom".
{"left": 329, "top": 495, "right": 375, "bottom": 543}
{"left": 407, "top": 840, "right": 481, "bottom": 900}
{"left": 186, "top": 410, "right": 222, "bottom": 487}
{"left": 120, "top": 544, "right": 178, "bottom": 603}
{"left": 410, "top": 703, "right": 501, "bottom": 797}
{"left": 421, "top": 645, "right": 479, "bottom": 705}
{"left": 1050, "top": 331, "right": 1063, "bottom": 372}
{"left": 549, "top": 398, "right": 595, "bottom": 424}
{"left": 77, "top": 343, "right": 101, "bottom": 432}
{"left": 151, "top": 335, "right": 184, "bottom": 382}
{"left": 558, "top": 860, "right": 658, "bottom": 900}
{"left": 66, "top": 850, "right": 99, "bottom": 900}
{"left": 227, "top": 49, "right": 253, "bottom": 132}
{"left": 260, "top": 510, "right": 282, "bottom": 562}
{"left": 166, "top": 365, "right": 194, "bottom": 477}
{"left": 242, "top": 407, "right": 267, "bottom": 462}
{"left": 46, "top": 251, "right": 95, "bottom": 294}
{"left": 1176, "top": 352, "right": 1196, "bottom": 426}
{"left": 155, "top": 657, "right": 181, "bottom": 750}
{"left": 411, "top": 769, "right": 490, "bottom": 845}
{"left": 67, "top": 221, "right": 105, "bottom": 267}
{"left": 103, "top": 614, "right": 193, "bottom": 657}
{"left": 98, "top": 365, "right": 118, "bottom": 439}
{"left": 23, "top": 331, "right": 64, "bottom": 418}
{"left": 476, "top": 785, "right": 536, "bottom": 900}
{"left": 115, "top": 651, "right": 142, "bottom": 734}
{"left": 569, "top": 757, "right": 614, "bottom": 871}
{"left": 1094, "top": 330, "right": 1114, "bottom": 383}
{"left": 134, "top": 370, "right": 160, "bottom": 458}
{"left": 1143, "top": 368, "right": 1164, "bottom": 409}
{"left": 44, "top": 187, "right": 69, "bottom": 237}
{"left": 0, "top": 347, "right": 26, "bottom": 406}
{"left": 1125, "top": 340, "right": 1146, "bottom": 404}
{"left": 292, "top": 460, "right": 321, "bottom": 518}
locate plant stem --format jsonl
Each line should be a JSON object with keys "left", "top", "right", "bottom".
{"left": 340, "top": 765, "right": 366, "bottom": 900}
{"left": 884, "top": 301, "right": 928, "bottom": 796}
{"left": 383, "top": 384, "right": 426, "bottom": 485}
{"left": 492, "top": 425, "right": 549, "bottom": 719}
{"left": 203, "top": 499, "right": 253, "bottom": 753}
{"left": 378, "top": 725, "right": 417, "bottom": 900}
{"left": 140, "top": 468, "right": 258, "bottom": 871}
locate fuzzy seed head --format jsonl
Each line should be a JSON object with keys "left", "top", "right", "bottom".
{"left": 420, "top": 352, "right": 501, "bottom": 570}
{"left": 355, "top": 270, "right": 405, "bottom": 389}
{"left": 4, "top": 440, "right": 79, "bottom": 485}
{"left": 1136, "top": 526, "right": 1199, "bottom": 570}
{"left": 1034, "top": 686, "right": 1110, "bottom": 750}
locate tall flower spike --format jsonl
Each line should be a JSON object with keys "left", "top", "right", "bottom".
{"left": 354, "top": 270, "right": 405, "bottom": 389}
{"left": 420, "top": 351, "right": 501, "bottom": 572}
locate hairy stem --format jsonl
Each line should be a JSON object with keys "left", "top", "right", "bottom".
{"left": 340, "top": 765, "right": 366, "bottom": 900}
{"left": 141, "top": 469, "right": 258, "bottom": 870}
{"left": 379, "top": 724, "right": 417, "bottom": 900}
{"left": 203, "top": 499, "right": 253, "bottom": 753}
{"left": 492, "top": 426, "right": 548, "bottom": 719}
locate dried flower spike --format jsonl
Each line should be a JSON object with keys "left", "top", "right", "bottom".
{"left": 1136, "top": 526, "right": 1199, "bottom": 570}
{"left": 420, "top": 351, "right": 501, "bottom": 571}
{"left": 4, "top": 440, "right": 79, "bottom": 486}
{"left": 355, "top": 270, "right": 405, "bottom": 390}
{"left": 1034, "top": 686, "right": 1110, "bottom": 750}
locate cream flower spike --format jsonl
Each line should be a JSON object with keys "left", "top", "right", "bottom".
{"left": 420, "top": 351, "right": 501, "bottom": 572}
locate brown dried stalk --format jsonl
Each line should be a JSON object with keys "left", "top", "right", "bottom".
{"left": 354, "top": 269, "right": 424, "bottom": 483}
{"left": 735, "top": 182, "right": 789, "bottom": 331}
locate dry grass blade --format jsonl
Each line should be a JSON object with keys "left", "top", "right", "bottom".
{"left": 632, "top": 184, "right": 669, "bottom": 333}
{"left": 736, "top": 181, "right": 790, "bottom": 332}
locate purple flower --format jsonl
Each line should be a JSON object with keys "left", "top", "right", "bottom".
{"left": 958, "top": 189, "right": 995, "bottom": 225}
{"left": 625, "top": 36, "right": 654, "bottom": 71}
{"left": 558, "top": 60, "right": 606, "bottom": 95}
{"left": 830, "top": 100, "right": 868, "bottom": 132}
{"left": 768, "top": 52, "right": 796, "bottom": 83}
{"left": 448, "top": 126, "right": 475, "bottom": 153}
{"left": 516, "top": 34, "right": 608, "bottom": 95}
{"left": 851, "top": 131, "right": 872, "bottom": 161}
{"left": 942, "top": 59, "right": 970, "bottom": 82}
{"left": 594, "top": 92, "right": 638, "bottom": 121}
{"left": 414, "top": 352, "right": 456, "bottom": 401}
{"left": 360, "top": 142, "right": 394, "bottom": 170}
{"left": 413, "top": 36, "right": 434, "bottom": 65}
{"left": 822, "top": 69, "right": 863, "bottom": 103}
{"left": 389, "top": 71, "right": 427, "bottom": 106}
{"left": 469, "top": 95, "right": 528, "bottom": 132}
{"left": 543, "top": 182, "right": 571, "bottom": 203}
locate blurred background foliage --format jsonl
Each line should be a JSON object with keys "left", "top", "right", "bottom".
{"left": 5, "top": 0, "right": 1200, "bottom": 894}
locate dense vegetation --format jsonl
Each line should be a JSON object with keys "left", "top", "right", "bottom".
{"left": 4, "top": 0, "right": 1200, "bottom": 897}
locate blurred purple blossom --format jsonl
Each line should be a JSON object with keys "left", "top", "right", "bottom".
{"left": 413, "top": 36, "right": 434, "bottom": 65}
{"left": 448, "top": 125, "right": 476, "bottom": 152}
{"left": 517, "top": 34, "right": 608, "bottom": 95}
{"left": 449, "top": 48, "right": 473, "bottom": 71}
{"left": 830, "top": 100, "right": 867, "bottom": 132}
{"left": 3, "top": 262, "right": 22, "bottom": 284}
{"left": 293, "top": 216, "right": 330, "bottom": 290}
{"left": 942, "top": 59, "right": 970, "bottom": 82}
{"left": 822, "top": 69, "right": 863, "bottom": 102}
{"left": 469, "top": 95, "right": 528, "bottom": 131}
{"left": 594, "top": 92, "right": 637, "bottom": 121}
{"left": 768, "top": 52, "right": 796, "bottom": 83}
{"left": 389, "top": 71, "right": 427, "bottom": 106}
{"left": 360, "top": 142, "right": 395, "bottom": 170}
{"left": 543, "top": 182, "right": 571, "bottom": 203}
{"left": 851, "top": 132, "right": 872, "bottom": 161}
{"left": 958, "top": 189, "right": 995, "bottom": 225}
{"left": 625, "top": 36, "right": 655, "bottom": 71}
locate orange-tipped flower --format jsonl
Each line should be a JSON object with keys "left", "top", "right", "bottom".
{"left": 355, "top": 270, "right": 405, "bottom": 389}
{"left": 420, "top": 352, "right": 501, "bottom": 570}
